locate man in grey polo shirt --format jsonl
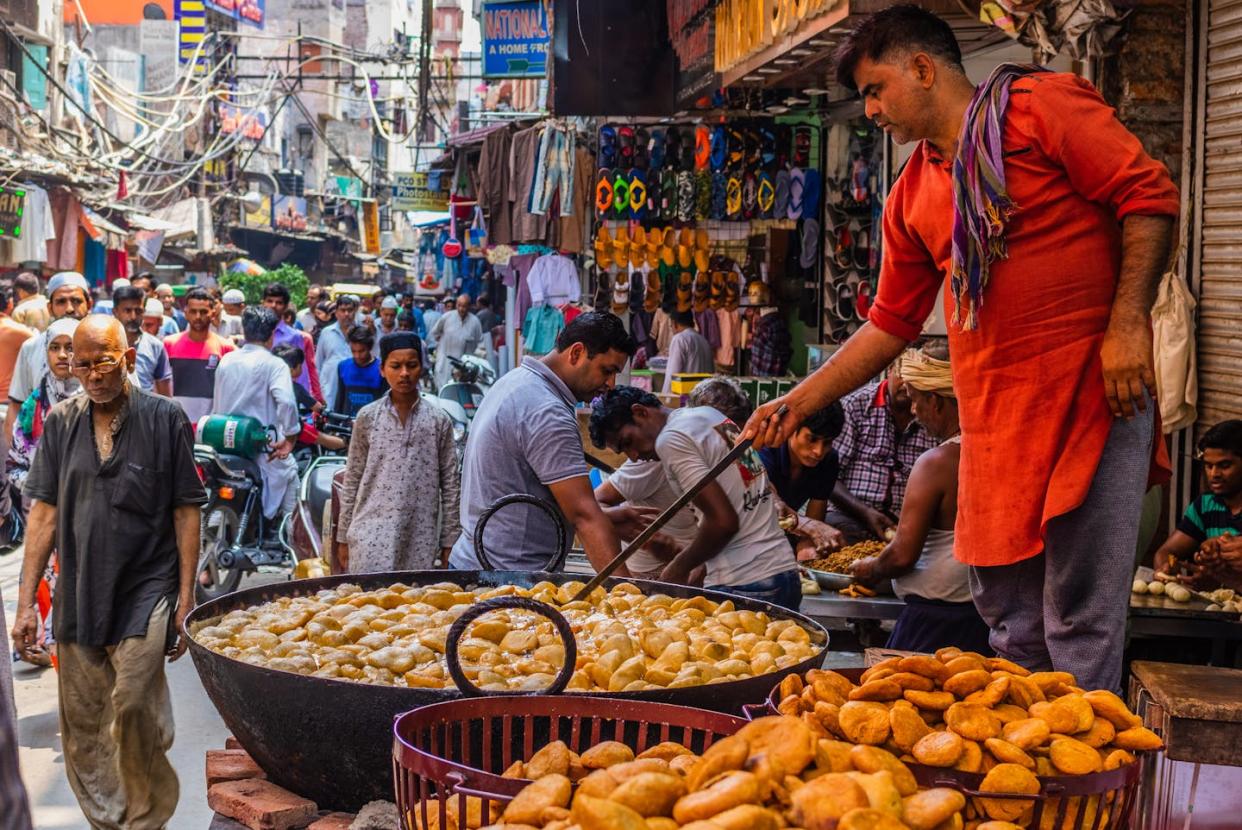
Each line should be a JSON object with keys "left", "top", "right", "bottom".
{"left": 450, "top": 312, "right": 637, "bottom": 573}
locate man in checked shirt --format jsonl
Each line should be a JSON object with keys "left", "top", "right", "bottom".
{"left": 823, "top": 359, "right": 938, "bottom": 544}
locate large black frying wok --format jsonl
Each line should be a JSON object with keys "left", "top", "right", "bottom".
{"left": 185, "top": 570, "right": 829, "bottom": 810}
{"left": 186, "top": 495, "right": 828, "bottom": 809}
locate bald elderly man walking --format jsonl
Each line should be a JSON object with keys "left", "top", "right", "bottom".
{"left": 10, "top": 316, "right": 205, "bottom": 829}
{"left": 429, "top": 294, "right": 482, "bottom": 390}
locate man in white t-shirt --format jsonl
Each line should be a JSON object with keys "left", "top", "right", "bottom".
{"left": 589, "top": 386, "right": 800, "bottom": 609}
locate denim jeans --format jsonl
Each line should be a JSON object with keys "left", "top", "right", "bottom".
{"left": 715, "top": 569, "right": 802, "bottom": 612}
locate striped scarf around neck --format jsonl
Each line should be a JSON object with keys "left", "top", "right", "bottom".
{"left": 950, "top": 63, "right": 1048, "bottom": 331}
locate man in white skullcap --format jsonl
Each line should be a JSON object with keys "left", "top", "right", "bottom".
{"left": 214, "top": 289, "right": 245, "bottom": 342}
{"left": 5, "top": 272, "right": 92, "bottom": 442}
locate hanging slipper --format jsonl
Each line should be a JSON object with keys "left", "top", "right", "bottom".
{"left": 757, "top": 171, "right": 775, "bottom": 218}
{"left": 612, "top": 269, "right": 631, "bottom": 315}
{"left": 593, "top": 224, "right": 614, "bottom": 269}
{"left": 744, "top": 126, "right": 761, "bottom": 168}
{"left": 630, "top": 266, "right": 646, "bottom": 315}
{"left": 644, "top": 269, "right": 662, "bottom": 313}
{"left": 661, "top": 261, "right": 679, "bottom": 311}
{"left": 724, "top": 277, "right": 740, "bottom": 312}
{"left": 659, "top": 169, "right": 677, "bottom": 220}
{"left": 710, "top": 270, "right": 726, "bottom": 310}
{"left": 628, "top": 169, "right": 648, "bottom": 220}
{"left": 727, "top": 127, "right": 745, "bottom": 170}
{"left": 649, "top": 128, "right": 666, "bottom": 171}
{"left": 612, "top": 233, "right": 630, "bottom": 270}
{"left": 618, "top": 126, "right": 636, "bottom": 168}
{"left": 773, "top": 169, "right": 790, "bottom": 218}
{"left": 677, "top": 242, "right": 693, "bottom": 270}
{"left": 801, "top": 169, "right": 822, "bottom": 221}
{"left": 695, "top": 171, "right": 712, "bottom": 221}
{"left": 835, "top": 222, "right": 855, "bottom": 270}
{"left": 741, "top": 172, "right": 758, "bottom": 220}
{"left": 678, "top": 227, "right": 694, "bottom": 249}
{"left": 677, "top": 272, "right": 694, "bottom": 313}
{"left": 613, "top": 171, "right": 631, "bottom": 218}
{"left": 595, "top": 169, "right": 614, "bottom": 218}
{"left": 646, "top": 227, "right": 664, "bottom": 268}
{"left": 694, "top": 228, "right": 710, "bottom": 252}
{"left": 599, "top": 126, "right": 618, "bottom": 169}
{"left": 660, "top": 241, "right": 676, "bottom": 268}
{"left": 693, "top": 271, "right": 711, "bottom": 313}
{"left": 760, "top": 126, "right": 777, "bottom": 167}
{"left": 853, "top": 227, "right": 871, "bottom": 271}
{"left": 710, "top": 125, "right": 727, "bottom": 172}
{"left": 856, "top": 279, "right": 873, "bottom": 321}
{"left": 711, "top": 171, "right": 728, "bottom": 221}
{"left": 629, "top": 224, "right": 647, "bottom": 266}
{"left": 694, "top": 124, "right": 711, "bottom": 171}
{"left": 799, "top": 218, "right": 820, "bottom": 271}
{"left": 634, "top": 128, "right": 650, "bottom": 169}
{"left": 678, "top": 127, "right": 697, "bottom": 172}
{"left": 726, "top": 174, "right": 743, "bottom": 220}
{"left": 676, "top": 171, "right": 695, "bottom": 222}
{"left": 787, "top": 168, "right": 805, "bottom": 220}
{"left": 694, "top": 248, "right": 710, "bottom": 273}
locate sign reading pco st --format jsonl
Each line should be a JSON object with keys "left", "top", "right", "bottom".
{"left": 392, "top": 172, "right": 449, "bottom": 212}
{"left": 482, "top": 0, "right": 549, "bottom": 78}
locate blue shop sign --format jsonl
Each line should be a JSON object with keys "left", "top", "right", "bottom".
{"left": 482, "top": 0, "right": 549, "bottom": 79}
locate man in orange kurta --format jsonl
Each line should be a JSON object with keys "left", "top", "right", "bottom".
{"left": 746, "top": 6, "right": 1178, "bottom": 692}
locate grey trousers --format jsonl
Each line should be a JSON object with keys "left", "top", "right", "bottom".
{"left": 57, "top": 598, "right": 178, "bottom": 830}
{"left": 969, "top": 404, "right": 1155, "bottom": 693}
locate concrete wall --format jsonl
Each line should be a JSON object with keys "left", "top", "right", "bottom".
{"left": 1101, "top": 0, "right": 1188, "bottom": 186}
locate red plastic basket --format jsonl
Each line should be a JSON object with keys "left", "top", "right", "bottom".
{"left": 392, "top": 595, "right": 751, "bottom": 830}
{"left": 763, "top": 678, "right": 1148, "bottom": 830}
{"left": 393, "top": 695, "right": 749, "bottom": 830}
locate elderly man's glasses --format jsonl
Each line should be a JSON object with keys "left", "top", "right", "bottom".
{"left": 70, "top": 356, "right": 123, "bottom": 378}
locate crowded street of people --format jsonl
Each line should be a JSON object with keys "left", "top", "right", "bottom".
{"left": 0, "top": 0, "right": 1239, "bottom": 827}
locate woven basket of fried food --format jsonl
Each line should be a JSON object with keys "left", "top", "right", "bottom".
{"left": 397, "top": 698, "right": 976, "bottom": 830}
{"left": 764, "top": 647, "right": 1162, "bottom": 829}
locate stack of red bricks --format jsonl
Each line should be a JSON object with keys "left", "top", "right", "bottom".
{"left": 206, "top": 739, "right": 356, "bottom": 830}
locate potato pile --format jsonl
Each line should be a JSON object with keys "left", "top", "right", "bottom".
{"left": 773, "top": 649, "right": 1162, "bottom": 828}
{"left": 457, "top": 715, "right": 974, "bottom": 830}
{"left": 190, "top": 580, "right": 820, "bottom": 693}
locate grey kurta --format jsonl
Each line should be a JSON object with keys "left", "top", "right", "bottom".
{"left": 336, "top": 393, "right": 462, "bottom": 572}
{"left": 430, "top": 311, "right": 483, "bottom": 390}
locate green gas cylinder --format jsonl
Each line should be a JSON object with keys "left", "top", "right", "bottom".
{"left": 195, "top": 414, "right": 273, "bottom": 459}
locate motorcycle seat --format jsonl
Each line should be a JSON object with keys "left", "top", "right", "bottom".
{"left": 217, "top": 453, "right": 263, "bottom": 487}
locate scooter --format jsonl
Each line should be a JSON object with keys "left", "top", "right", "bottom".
{"left": 438, "top": 356, "right": 488, "bottom": 423}
{"left": 456, "top": 353, "right": 496, "bottom": 391}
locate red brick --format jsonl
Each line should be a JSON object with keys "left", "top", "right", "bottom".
{"left": 208, "top": 779, "right": 318, "bottom": 830}
{"left": 308, "top": 814, "right": 355, "bottom": 830}
{"left": 226, "top": 736, "right": 244, "bottom": 750}
{"left": 207, "top": 749, "right": 267, "bottom": 787}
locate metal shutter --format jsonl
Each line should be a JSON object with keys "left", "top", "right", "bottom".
{"left": 1198, "top": 0, "right": 1242, "bottom": 431}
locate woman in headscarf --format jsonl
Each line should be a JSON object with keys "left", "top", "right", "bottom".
{"left": 7, "top": 316, "right": 81, "bottom": 667}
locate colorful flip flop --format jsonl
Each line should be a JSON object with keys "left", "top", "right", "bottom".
{"left": 726, "top": 174, "right": 743, "bottom": 220}
{"left": 695, "top": 171, "right": 712, "bottom": 221}
{"left": 633, "top": 128, "right": 650, "bottom": 170}
{"left": 801, "top": 169, "right": 821, "bottom": 221}
{"left": 659, "top": 169, "right": 678, "bottom": 220}
{"left": 628, "top": 169, "right": 648, "bottom": 220}
{"left": 773, "top": 169, "right": 790, "bottom": 218}
{"left": 799, "top": 218, "right": 820, "bottom": 270}
{"left": 711, "top": 171, "right": 727, "bottom": 220}
{"left": 612, "top": 269, "right": 630, "bottom": 314}
{"left": 618, "top": 126, "right": 636, "bottom": 168}
{"left": 676, "top": 171, "right": 695, "bottom": 222}
{"left": 599, "top": 126, "right": 617, "bottom": 169}
{"left": 595, "top": 169, "right": 614, "bottom": 218}
{"left": 710, "top": 126, "right": 727, "bottom": 172}
{"left": 757, "top": 171, "right": 775, "bottom": 218}
{"left": 694, "top": 125, "right": 711, "bottom": 171}
{"left": 593, "top": 225, "right": 613, "bottom": 269}
{"left": 613, "top": 171, "right": 631, "bottom": 217}
{"left": 741, "top": 172, "right": 758, "bottom": 220}
{"left": 649, "top": 128, "right": 666, "bottom": 170}
{"left": 787, "top": 167, "right": 805, "bottom": 220}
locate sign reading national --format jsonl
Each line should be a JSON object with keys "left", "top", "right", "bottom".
{"left": 482, "top": 0, "right": 549, "bottom": 78}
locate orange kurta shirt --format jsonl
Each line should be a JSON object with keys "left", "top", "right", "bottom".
{"left": 870, "top": 72, "right": 1179, "bottom": 567}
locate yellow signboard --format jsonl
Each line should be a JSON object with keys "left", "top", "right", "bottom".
{"left": 361, "top": 201, "right": 382, "bottom": 255}
{"left": 715, "top": 0, "right": 844, "bottom": 73}
{"left": 392, "top": 172, "right": 450, "bottom": 213}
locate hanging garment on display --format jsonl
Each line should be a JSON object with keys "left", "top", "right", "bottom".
{"left": 527, "top": 253, "right": 581, "bottom": 306}
{"left": 650, "top": 309, "right": 674, "bottom": 356}
{"left": 4, "top": 184, "right": 55, "bottom": 266}
{"left": 530, "top": 123, "right": 576, "bottom": 217}
{"left": 522, "top": 304, "right": 565, "bottom": 356}
{"left": 1152, "top": 265, "right": 1197, "bottom": 433}
{"left": 559, "top": 148, "right": 593, "bottom": 254}
{"left": 510, "top": 126, "right": 549, "bottom": 243}
{"left": 715, "top": 307, "right": 741, "bottom": 369}
{"left": 478, "top": 126, "right": 515, "bottom": 245}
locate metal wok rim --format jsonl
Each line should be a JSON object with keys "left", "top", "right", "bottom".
{"left": 184, "top": 569, "right": 831, "bottom": 700}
